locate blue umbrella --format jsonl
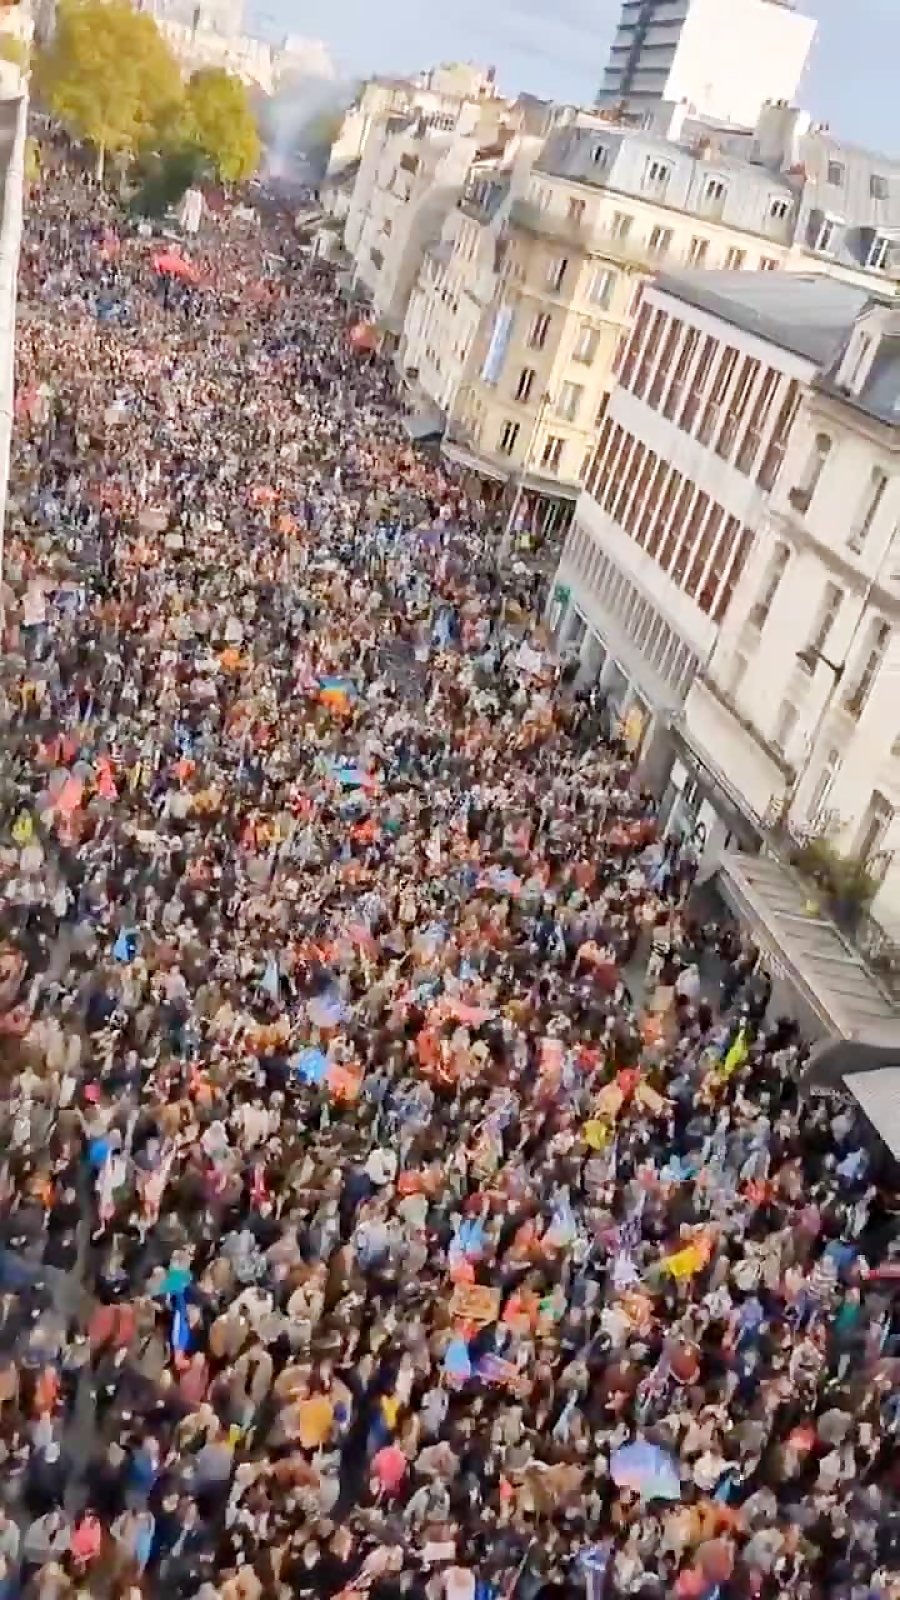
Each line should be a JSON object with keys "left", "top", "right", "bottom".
{"left": 293, "top": 1047, "right": 328, "bottom": 1085}
{"left": 610, "top": 1441, "right": 682, "bottom": 1501}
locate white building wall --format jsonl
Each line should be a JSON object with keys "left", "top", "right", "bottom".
{"left": 554, "top": 280, "right": 811, "bottom": 724}
{"left": 0, "top": 80, "right": 26, "bottom": 597}
{"left": 667, "top": 0, "right": 815, "bottom": 129}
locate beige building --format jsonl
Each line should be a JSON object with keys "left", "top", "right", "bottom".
{"left": 399, "top": 130, "right": 544, "bottom": 427}
{"left": 434, "top": 102, "right": 900, "bottom": 539}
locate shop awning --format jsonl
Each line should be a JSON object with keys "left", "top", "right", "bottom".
{"left": 404, "top": 409, "right": 445, "bottom": 443}
{"left": 718, "top": 850, "right": 900, "bottom": 1040}
{"left": 441, "top": 437, "right": 510, "bottom": 483}
{"left": 843, "top": 1068, "right": 900, "bottom": 1158}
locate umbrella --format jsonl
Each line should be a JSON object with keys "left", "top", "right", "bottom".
{"left": 152, "top": 252, "right": 201, "bottom": 284}
{"left": 293, "top": 1047, "right": 328, "bottom": 1085}
{"left": 611, "top": 1441, "right": 682, "bottom": 1501}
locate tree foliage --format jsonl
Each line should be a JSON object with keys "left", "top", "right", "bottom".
{"left": 35, "top": 0, "right": 183, "bottom": 176}
{"left": 184, "top": 68, "right": 260, "bottom": 184}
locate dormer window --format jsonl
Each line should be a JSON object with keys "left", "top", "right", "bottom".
{"left": 843, "top": 332, "right": 875, "bottom": 391}
{"left": 867, "top": 233, "right": 893, "bottom": 272}
{"left": 813, "top": 215, "right": 840, "bottom": 254}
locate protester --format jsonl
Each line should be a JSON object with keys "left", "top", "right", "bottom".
{"left": 0, "top": 157, "right": 896, "bottom": 1600}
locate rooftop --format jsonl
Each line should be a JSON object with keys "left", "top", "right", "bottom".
{"left": 655, "top": 269, "right": 877, "bottom": 363}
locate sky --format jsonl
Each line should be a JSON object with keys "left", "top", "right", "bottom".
{"left": 250, "top": 0, "right": 899, "bottom": 156}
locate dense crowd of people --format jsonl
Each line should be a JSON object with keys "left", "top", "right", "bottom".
{"left": 0, "top": 154, "right": 897, "bottom": 1600}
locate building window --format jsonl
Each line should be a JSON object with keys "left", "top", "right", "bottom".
{"left": 643, "top": 157, "right": 671, "bottom": 192}
{"left": 827, "top": 160, "right": 845, "bottom": 187}
{"left": 588, "top": 266, "right": 616, "bottom": 307}
{"left": 814, "top": 217, "right": 839, "bottom": 254}
{"left": 724, "top": 247, "right": 746, "bottom": 270}
{"left": 845, "top": 620, "right": 890, "bottom": 718}
{"left": 610, "top": 211, "right": 632, "bottom": 240}
{"left": 803, "top": 582, "right": 842, "bottom": 662}
{"left": 759, "top": 257, "right": 779, "bottom": 271}
{"left": 547, "top": 256, "right": 569, "bottom": 293}
{"left": 556, "top": 381, "right": 584, "bottom": 423}
{"left": 867, "top": 234, "right": 892, "bottom": 271}
{"left": 809, "top": 747, "right": 840, "bottom": 822}
{"left": 790, "top": 431, "right": 832, "bottom": 511}
{"left": 541, "top": 435, "right": 565, "bottom": 473}
{"left": 573, "top": 323, "right": 601, "bottom": 365}
{"left": 648, "top": 318, "right": 682, "bottom": 409}
{"left": 663, "top": 327, "right": 698, "bottom": 421}
{"left": 849, "top": 467, "right": 888, "bottom": 552}
{"left": 749, "top": 541, "right": 789, "bottom": 627}
{"left": 579, "top": 446, "right": 594, "bottom": 482}
{"left": 717, "top": 357, "right": 759, "bottom": 460}
{"left": 682, "top": 492, "right": 713, "bottom": 597}
{"left": 758, "top": 378, "right": 799, "bottom": 490}
{"left": 680, "top": 333, "right": 715, "bottom": 431}
{"left": 633, "top": 308, "right": 665, "bottom": 400}
{"left": 529, "top": 312, "right": 552, "bottom": 349}
{"left": 702, "top": 176, "right": 728, "bottom": 213}
{"left": 369, "top": 247, "right": 384, "bottom": 270}
{"left": 568, "top": 197, "right": 586, "bottom": 223}
{"left": 515, "top": 367, "right": 536, "bottom": 403}
{"left": 768, "top": 196, "right": 791, "bottom": 222}
{"left": 592, "top": 143, "right": 610, "bottom": 169}
{"left": 498, "top": 420, "right": 520, "bottom": 455}
{"left": 736, "top": 367, "right": 778, "bottom": 474}
{"left": 698, "top": 346, "right": 737, "bottom": 445}
{"left": 687, "top": 236, "right": 709, "bottom": 267}
{"left": 871, "top": 173, "right": 889, "bottom": 200}
{"left": 636, "top": 457, "right": 666, "bottom": 549}
{"left": 773, "top": 700, "right": 798, "bottom": 755}
{"left": 856, "top": 792, "right": 894, "bottom": 868}
{"left": 619, "top": 301, "right": 651, "bottom": 388}
{"left": 648, "top": 226, "right": 673, "bottom": 260}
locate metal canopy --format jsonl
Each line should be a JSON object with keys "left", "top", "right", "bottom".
{"left": 842, "top": 1069, "right": 900, "bottom": 1160}
{"left": 718, "top": 850, "right": 899, "bottom": 1039}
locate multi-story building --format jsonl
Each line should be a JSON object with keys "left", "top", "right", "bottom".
{"left": 439, "top": 110, "right": 808, "bottom": 537}
{"left": 341, "top": 68, "right": 507, "bottom": 266}
{"left": 597, "top": 0, "right": 815, "bottom": 131}
{"left": 426, "top": 93, "right": 900, "bottom": 543}
{"left": 399, "top": 136, "right": 543, "bottom": 429}
{"left": 549, "top": 269, "right": 900, "bottom": 1038}
{"left": 0, "top": 64, "right": 27, "bottom": 591}
{"left": 549, "top": 270, "right": 867, "bottom": 768}
{"left": 350, "top": 111, "right": 503, "bottom": 341}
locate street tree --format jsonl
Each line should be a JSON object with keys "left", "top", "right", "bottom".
{"left": 185, "top": 68, "right": 260, "bottom": 184}
{"left": 35, "top": 0, "right": 183, "bottom": 180}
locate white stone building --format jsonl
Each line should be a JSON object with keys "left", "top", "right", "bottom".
{"left": 399, "top": 137, "right": 541, "bottom": 425}
{"left": 549, "top": 269, "right": 900, "bottom": 1036}
{"left": 597, "top": 0, "right": 816, "bottom": 131}
{"left": 0, "top": 69, "right": 27, "bottom": 594}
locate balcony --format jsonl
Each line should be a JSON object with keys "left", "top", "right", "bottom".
{"left": 509, "top": 198, "right": 660, "bottom": 271}
{"left": 761, "top": 801, "right": 900, "bottom": 1008}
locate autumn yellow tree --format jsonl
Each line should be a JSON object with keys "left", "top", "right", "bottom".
{"left": 36, "top": 0, "right": 183, "bottom": 180}
{"left": 184, "top": 68, "right": 260, "bottom": 184}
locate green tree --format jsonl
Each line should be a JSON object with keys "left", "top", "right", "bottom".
{"left": 184, "top": 68, "right": 260, "bottom": 184}
{"left": 35, "top": 0, "right": 183, "bottom": 180}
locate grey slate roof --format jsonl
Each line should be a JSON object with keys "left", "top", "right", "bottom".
{"left": 654, "top": 269, "right": 877, "bottom": 363}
